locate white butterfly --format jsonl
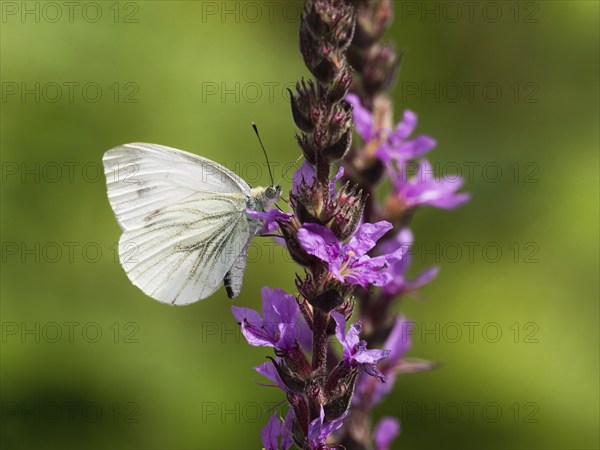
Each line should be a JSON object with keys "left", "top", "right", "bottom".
{"left": 103, "top": 143, "right": 282, "bottom": 305}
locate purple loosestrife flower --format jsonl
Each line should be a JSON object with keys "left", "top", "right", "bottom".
{"left": 308, "top": 407, "right": 349, "bottom": 450}
{"left": 346, "top": 93, "right": 436, "bottom": 163}
{"left": 391, "top": 159, "right": 470, "bottom": 210}
{"left": 262, "top": 410, "right": 294, "bottom": 450}
{"left": 297, "top": 221, "right": 402, "bottom": 288}
{"left": 373, "top": 417, "right": 400, "bottom": 450}
{"left": 231, "top": 287, "right": 300, "bottom": 352}
{"left": 332, "top": 312, "right": 390, "bottom": 381}
{"left": 378, "top": 228, "right": 440, "bottom": 297}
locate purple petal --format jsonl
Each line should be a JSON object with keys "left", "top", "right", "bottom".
{"left": 415, "top": 159, "right": 435, "bottom": 183}
{"left": 344, "top": 321, "right": 363, "bottom": 354}
{"left": 348, "top": 221, "right": 393, "bottom": 256}
{"left": 398, "top": 160, "right": 470, "bottom": 210}
{"left": 354, "top": 347, "right": 390, "bottom": 366}
{"left": 262, "top": 413, "right": 283, "bottom": 450}
{"left": 378, "top": 227, "right": 413, "bottom": 259}
{"left": 262, "top": 287, "right": 298, "bottom": 325}
{"left": 255, "top": 361, "right": 288, "bottom": 392}
{"left": 374, "top": 144, "right": 394, "bottom": 164}
{"left": 405, "top": 265, "right": 440, "bottom": 291}
{"left": 384, "top": 260, "right": 438, "bottom": 297}
{"left": 296, "top": 314, "right": 313, "bottom": 351}
{"left": 395, "top": 135, "right": 436, "bottom": 159}
{"left": 231, "top": 305, "right": 263, "bottom": 325}
{"left": 261, "top": 287, "right": 299, "bottom": 351}
{"left": 297, "top": 223, "right": 341, "bottom": 263}
{"left": 374, "top": 417, "right": 400, "bottom": 450}
{"left": 391, "top": 109, "right": 418, "bottom": 141}
{"left": 247, "top": 208, "right": 291, "bottom": 234}
{"left": 231, "top": 306, "right": 277, "bottom": 348}
{"left": 240, "top": 324, "right": 277, "bottom": 348}
{"left": 426, "top": 191, "right": 471, "bottom": 209}
{"left": 307, "top": 407, "right": 326, "bottom": 447}
{"left": 346, "top": 93, "right": 374, "bottom": 141}
{"left": 308, "top": 406, "right": 349, "bottom": 449}
{"left": 346, "top": 255, "right": 394, "bottom": 287}
{"left": 292, "top": 161, "right": 316, "bottom": 195}
{"left": 384, "top": 316, "right": 412, "bottom": 364}
{"left": 329, "top": 258, "right": 346, "bottom": 283}
{"left": 281, "top": 409, "right": 295, "bottom": 450}
{"left": 332, "top": 312, "right": 350, "bottom": 352}
{"left": 362, "top": 363, "right": 388, "bottom": 382}
{"left": 320, "top": 411, "right": 348, "bottom": 440}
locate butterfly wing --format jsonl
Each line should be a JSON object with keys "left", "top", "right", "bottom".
{"left": 119, "top": 195, "right": 250, "bottom": 305}
{"left": 103, "top": 143, "right": 253, "bottom": 305}
{"left": 103, "top": 142, "right": 251, "bottom": 231}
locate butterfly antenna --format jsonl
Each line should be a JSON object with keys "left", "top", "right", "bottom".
{"left": 277, "top": 153, "right": 305, "bottom": 185}
{"left": 252, "top": 122, "right": 274, "bottom": 186}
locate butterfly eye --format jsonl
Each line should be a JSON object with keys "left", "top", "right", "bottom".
{"left": 266, "top": 187, "right": 276, "bottom": 198}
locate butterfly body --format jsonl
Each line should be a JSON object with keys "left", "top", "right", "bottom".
{"left": 103, "top": 143, "right": 281, "bottom": 305}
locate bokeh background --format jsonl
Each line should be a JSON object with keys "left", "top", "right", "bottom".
{"left": 1, "top": 1, "right": 598, "bottom": 449}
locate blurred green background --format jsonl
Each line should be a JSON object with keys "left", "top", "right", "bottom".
{"left": 1, "top": 1, "right": 598, "bottom": 449}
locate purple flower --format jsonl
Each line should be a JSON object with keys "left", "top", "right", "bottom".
{"left": 346, "top": 93, "right": 436, "bottom": 163}
{"left": 391, "top": 159, "right": 470, "bottom": 210}
{"left": 246, "top": 208, "right": 291, "bottom": 234}
{"left": 308, "top": 406, "right": 348, "bottom": 450}
{"left": 261, "top": 410, "right": 294, "bottom": 450}
{"left": 378, "top": 228, "right": 440, "bottom": 297}
{"left": 297, "top": 221, "right": 402, "bottom": 288}
{"left": 231, "top": 287, "right": 300, "bottom": 352}
{"left": 332, "top": 312, "right": 390, "bottom": 381}
{"left": 373, "top": 417, "right": 400, "bottom": 450}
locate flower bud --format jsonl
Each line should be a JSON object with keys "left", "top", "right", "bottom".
{"left": 352, "top": 0, "right": 392, "bottom": 48}
{"left": 267, "top": 357, "right": 307, "bottom": 394}
{"left": 329, "top": 182, "right": 366, "bottom": 240}
{"left": 290, "top": 171, "right": 329, "bottom": 225}
{"left": 331, "top": 98, "right": 353, "bottom": 131}
{"left": 300, "top": 0, "right": 356, "bottom": 85}
{"left": 357, "top": 158, "right": 385, "bottom": 185}
{"left": 280, "top": 219, "right": 314, "bottom": 267}
{"left": 295, "top": 133, "right": 316, "bottom": 165}
{"left": 363, "top": 43, "right": 401, "bottom": 95}
{"left": 324, "top": 128, "right": 352, "bottom": 162}
{"left": 327, "top": 63, "right": 353, "bottom": 103}
{"left": 303, "top": 0, "right": 356, "bottom": 48}
{"left": 300, "top": 25, "right": 341, "bottom": 85}
{"left": 290, "top": 79, "right": 320, "bottom": 132}
{"left": 288, "top": 392, "right": 310, "bottom": 436}
{"left": 324, "top": 368, "right": 358, "bottom": 422}
{"left": 310, "top": 289, "right": 345, "bottom": 313}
